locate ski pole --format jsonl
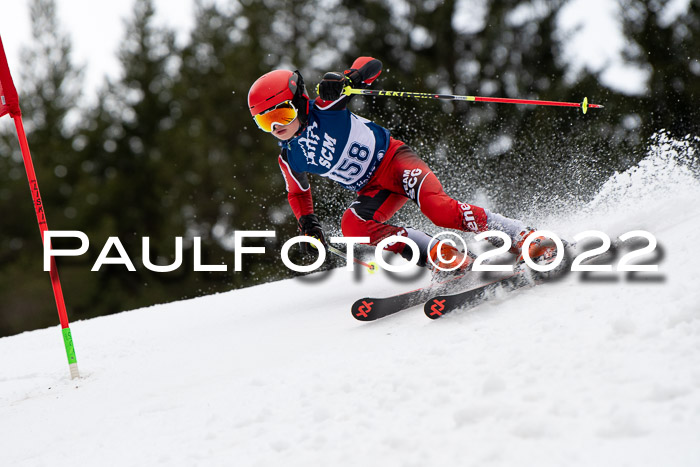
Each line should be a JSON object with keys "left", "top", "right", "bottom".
{"left": 343, "top": 87, "right": 603, "bottom": 114}
{"left": 327, "top": 244, "right": 377, "bottom": 273}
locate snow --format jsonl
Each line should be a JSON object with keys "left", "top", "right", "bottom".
{"left": 1, "top": 136, "right": 700, "bottom": 465}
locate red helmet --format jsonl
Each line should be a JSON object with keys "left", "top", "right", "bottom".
{"left": 248, "top": 69, "right": 309, "bottom": 124}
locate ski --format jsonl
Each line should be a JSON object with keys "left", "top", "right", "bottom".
{"left": 423, "top": 247, "right": 581, "bottom": 319}
{"left": 424, "top": 269, "right": 533, "bottom": 319}
{"left": 423, "top": 238, "right": 627, "bottom": 319}
{"left": 351, "top": 274, "right": 473, "bottom": 321}
{"left": 353, "top": 238, "right": 613, "bottom": 321}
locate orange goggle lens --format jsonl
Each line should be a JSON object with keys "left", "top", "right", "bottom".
{"left": 253, "top": 101, "right": 298, "bottom": 132}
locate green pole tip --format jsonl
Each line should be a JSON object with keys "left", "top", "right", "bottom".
{"left": 62, "top": 327, "right": 78, "bottom": 365}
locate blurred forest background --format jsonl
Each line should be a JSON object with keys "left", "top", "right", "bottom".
{"left": 1, "top": 0, "right": 698, "bottom": 336}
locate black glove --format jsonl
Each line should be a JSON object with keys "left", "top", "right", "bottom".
{"left": 317, "top": 69, "right": 362, "bottom": 101}
{"left": 298, "top": 214, "right": 327, "bottom": 254}
{"left": 317, "top": 72, "right": 346, "bottom": 101}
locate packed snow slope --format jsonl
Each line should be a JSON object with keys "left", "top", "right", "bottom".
{"left": 2, "top": 134, "right": 700, "bottom": 467}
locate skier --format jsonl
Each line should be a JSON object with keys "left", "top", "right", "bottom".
{"left": 247, "top": 57, "right": 555, "bottom": 274}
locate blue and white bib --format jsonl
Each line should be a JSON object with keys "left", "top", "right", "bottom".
{"left": 284, "top": 101, "right": 390, "bottom": 191}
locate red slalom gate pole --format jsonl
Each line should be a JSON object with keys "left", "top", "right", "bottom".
{"left": 0, "top": 36, "right": 79, "bottom": 379}
{"left": 13, "top": 116, "right": 79, "bottom": 379}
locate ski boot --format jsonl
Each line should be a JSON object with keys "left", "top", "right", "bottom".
{"left": 512, "top": 229, "right": 559, "bottom": 265}
{"left": 428, "top": 241, "right": 475, "bottom": 280}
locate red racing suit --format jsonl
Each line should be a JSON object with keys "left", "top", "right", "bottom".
{"left": 278, "top": 57, "right": 494, "bottom": 259}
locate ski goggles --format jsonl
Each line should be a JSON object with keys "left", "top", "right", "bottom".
{"left": 253, "top": 100, "right": 298, "bottom": 133}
